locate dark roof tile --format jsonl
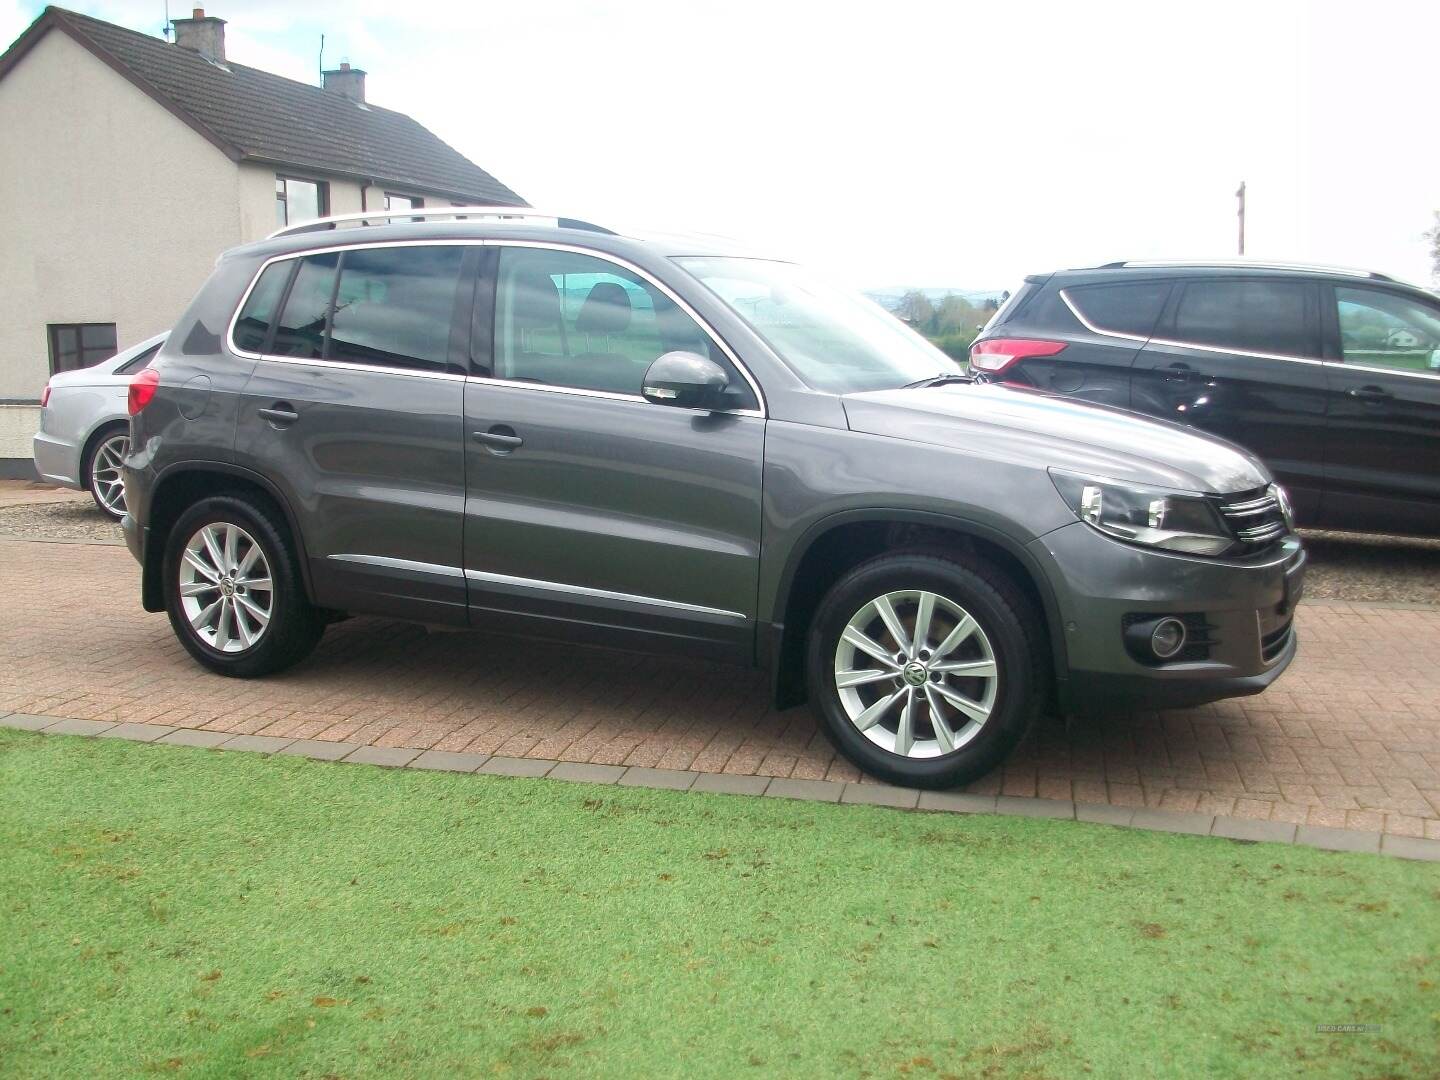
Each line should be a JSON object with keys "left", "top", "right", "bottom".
{"left": 30, "top": 7, "right": 525, "bottom": 205}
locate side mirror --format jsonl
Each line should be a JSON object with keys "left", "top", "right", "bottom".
{"left": 642, "top": 351, "right": 732, "bottom": 410}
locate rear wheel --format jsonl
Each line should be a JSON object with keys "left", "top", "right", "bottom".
{"left": 163, "top": 495, "right": 323, "bottom": 677}
{"left": 85, "top": 426, "right": 129, "bottom": 519}
{"left": 806, "top": 551, "right": 1045, "bottom": 789}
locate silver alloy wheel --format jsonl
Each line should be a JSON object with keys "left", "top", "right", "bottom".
{"left": 178, "top": 522, "right": 274, "bottom": 654}
{"left": 833, "top": 590, "right": 999, "bottom": 759}
{"left": 90, "top": 433, "right": 130, "bottom": 517}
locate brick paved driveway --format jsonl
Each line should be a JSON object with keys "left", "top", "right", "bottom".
{"left": 2, "top": 537, "right": 1438, "bottom": 838}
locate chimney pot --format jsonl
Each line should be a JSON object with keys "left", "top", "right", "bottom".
{"left": 322, "top": 62, "right": 367, "bottom": 103}
{"left": 173, "top": 8, "right": 226, "bottom": 62}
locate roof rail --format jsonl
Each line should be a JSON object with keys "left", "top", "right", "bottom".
{"left": 1095, "top": 259, "right": 1395, "bottom": 282}
{"left": 266, "top": 206, "right": 615, "bottom": 241}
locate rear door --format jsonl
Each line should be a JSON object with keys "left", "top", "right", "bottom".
{"left": 1130, "top": 277, "right": 1328, "bottom": 520}
{"left": 231, "top": 242, "right": 478, "bottom": 624}
{"left": 1319, "top": 283, "right": 1440, "bottom": 535}
{"left": 461, "top": 242, "right": 766, "bottom": 663}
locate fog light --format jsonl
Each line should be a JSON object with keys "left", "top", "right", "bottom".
{"left": 1150, "top": 617, "right": 1186, "bottom": 659}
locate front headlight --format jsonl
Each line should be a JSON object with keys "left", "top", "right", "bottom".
{"left": 1049, "top": 470, "right": 1235, "bottom": 556}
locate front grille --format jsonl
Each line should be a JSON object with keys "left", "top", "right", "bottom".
{"left": 1260, "top": 618, "right": 1293, "bottom": 663}
{"left": 1217, "top": 486, "right": 1289, "bottom": 550}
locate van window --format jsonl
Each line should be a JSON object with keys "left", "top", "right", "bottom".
{"left": 1172, "top": 280, "right": 1314, "bottom": 357}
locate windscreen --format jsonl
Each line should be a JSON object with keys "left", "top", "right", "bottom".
{"left": 675, "top": 257, "right": 961, "bottom": 393}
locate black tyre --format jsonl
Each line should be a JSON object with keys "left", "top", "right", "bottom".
{"left": 805, "top": 550, "right": 1046, "bottom": 789}
{"left": 163, "top": 495, "right": 323, "bottom": 677}
{"left": 84, "top": 424, "right": 130, "bottom": 520}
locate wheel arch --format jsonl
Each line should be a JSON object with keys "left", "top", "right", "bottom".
{"left": 78, "top": 417, "right": 130, "bottom": 490}
{"left": 141, "top": 462, "right": 314, "bottom": 613}
{"left": 766, "top": 509, "right": 1066, "bottom": 710}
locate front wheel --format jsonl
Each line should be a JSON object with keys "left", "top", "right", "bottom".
{"left": 163, "top": 495, "right": 323, "bottom": 677}
{"left": 806, "top": 551, "right": 1045, "bottom": 789}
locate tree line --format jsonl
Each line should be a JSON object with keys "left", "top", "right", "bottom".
{"left": 893, "top": 290, "right": 1005, "bottom": 359}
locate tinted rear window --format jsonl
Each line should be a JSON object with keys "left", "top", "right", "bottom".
{"left": 1065, "top": 281, "right": 1171, "bottom": 337}
{"left": 983, "top": 281, "right": 1037, "bottom": 330}
{"left": 233, "top": 261, "right": 295, "bottom": 353}
{"left": 328, "top": 246, "right": 467, "bottom": 373}
{"left": 1172, "top": 280, "right": 1314, "bottom": 357}
{"left": 270, "top": 253, "right": 340, "bottom": 359}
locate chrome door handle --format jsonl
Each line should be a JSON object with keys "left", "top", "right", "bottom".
{"left": 1163, "top": 363, "right": 1196, "bottom": 383}
{"left": 1345, "top": 385, "right": 1391, "bottom": 403}
{"left": 258, "top": 404, "right": 300, "bottom": 426}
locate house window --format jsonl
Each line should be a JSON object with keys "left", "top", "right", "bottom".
{"left": 384, "top": 193, "right": 424, "bottom": 213}
{"left": 47, "top": 323, "right": 117, "bottom": 374}
{"left": 275, "top": 176, "right": 329, "bottom": 228}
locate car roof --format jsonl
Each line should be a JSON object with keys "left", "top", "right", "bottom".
{"left": 1040, "top": 260, "right": 1434, "bottom": 295}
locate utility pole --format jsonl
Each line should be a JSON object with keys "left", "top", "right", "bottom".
{"left": 1236, "top": 181, "right": 1246, "bottom": 255}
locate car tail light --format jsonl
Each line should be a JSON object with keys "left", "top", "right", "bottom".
{"left": 40, "top": 383, "right": 51, "bottom": 408}
{"left": 128, "top": 367, "right": 161, "bottom": 415}
{"left": 969, "top": 338, "right": 1067, "bottom": 374}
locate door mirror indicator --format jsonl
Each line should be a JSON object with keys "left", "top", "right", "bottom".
{"left": 642, "top": 351, "right": 732, "bottom": 410}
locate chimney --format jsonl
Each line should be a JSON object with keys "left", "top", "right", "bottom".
{"left": 322, "top": 61, "right": 367, "bottom": 104}
{"left": 172, "top": 8, "right": 226, "bottom": 62}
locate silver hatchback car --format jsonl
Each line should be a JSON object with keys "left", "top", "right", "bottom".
{"left": 33, "top": 332, "right": 167, "bottom": 518}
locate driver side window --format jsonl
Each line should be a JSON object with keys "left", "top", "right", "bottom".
{"left": 1336, "top": 287, "right": 1440, "bottom": 376}
{"left": 491, "top": 247, "right": 749, "bottom": 402}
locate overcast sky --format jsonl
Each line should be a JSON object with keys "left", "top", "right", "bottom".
{"left": 5, "top": 0, "right": 1437, "bottom": 290}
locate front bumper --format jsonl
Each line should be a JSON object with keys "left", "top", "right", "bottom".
{"left": 1030, "top": 522, "right": 1306, "bottom": 714}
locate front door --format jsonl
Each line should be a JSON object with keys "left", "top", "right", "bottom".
{"left": 232, "top": 243, "right": 477, "bottom": 624}
{"left": 1320, "top": 283, "right": 1440, "bottom": 535}
{"left": 1130, "top": 277, "right": 1328, "bottom": 519}
{"left": 462, "top": 243, "right": 765, "bottom": 662}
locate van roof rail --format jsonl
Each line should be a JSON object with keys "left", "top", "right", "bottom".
{"left": 267, "top": 206, "right": 615, "bottom": 240}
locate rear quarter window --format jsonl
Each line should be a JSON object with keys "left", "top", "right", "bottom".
{"left": 233, "top": 260, "right": 296, "bottom": 353}
{"left": 1063, "top": 281, "right": 1171, "bottom": 337}
{"left": 982, "top": 281, "right": 1037, "bottom": 330}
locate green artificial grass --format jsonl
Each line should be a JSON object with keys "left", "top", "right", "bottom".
{"left": 0, "top": 730, "right": 1436, "bottom": 1079}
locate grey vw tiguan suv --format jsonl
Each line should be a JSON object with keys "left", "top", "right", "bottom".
{"left": 122, "top": 209, "right": 1306, "bottom": 789}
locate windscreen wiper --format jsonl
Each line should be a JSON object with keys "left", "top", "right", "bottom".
{"left": 900, "top": 373, "right": 974, "bottom": 390}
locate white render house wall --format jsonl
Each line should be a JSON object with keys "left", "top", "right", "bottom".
{"left": 0, "top": 30, "right": 240, "bottom": 459}
{"left": 0, "top": 30, "right": 457, "bottom": 466}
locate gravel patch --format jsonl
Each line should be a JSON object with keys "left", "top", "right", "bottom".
{"left": 0, "top": 502, "right": 1433, "bottom": 604}
{"left": 1299, "top": 529, "right": 1440, "bottom": 605}
{"left": 0, "top": 500, "right": 121, "bottom": 543}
